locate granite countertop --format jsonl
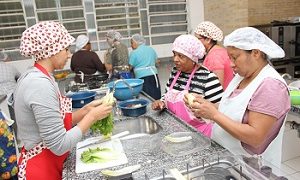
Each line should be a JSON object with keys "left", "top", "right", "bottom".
{"left": 62, "top": 93, "right": 226, "bottom": 180}
{"left": 62, "top": 93, "right": 300, "bottom": 180}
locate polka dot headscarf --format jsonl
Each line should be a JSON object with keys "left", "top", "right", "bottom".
{"left": 172, "top": 34, "right": 206, "bottom": 63}
{"left": 194, "top": 21, "right": 223, "bottom": 41}
{"left": 20, "top": 21, "right": 75, "bottom": 61}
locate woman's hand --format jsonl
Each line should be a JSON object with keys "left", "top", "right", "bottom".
{"left": 77, "top": 102, "right": 113, "bottom": 134}
{"left": 84, "top": 99, "right": 103, "bottom": 111}
{"left": 151, "top": 100, "right": 165, "bottom": 110}
{"left": 189, "top": 95, "right": 219, "bottom": 121}
{"left": 87, "top": 103, "right": 113, "bottom": 123}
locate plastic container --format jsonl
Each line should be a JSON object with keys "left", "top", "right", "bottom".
{"left": 161, "top": 132, "right": 211, "bottom": 156}
{"left": 290, "top": 90, "right": 300, "bottom": 105}
{"left": 107, "top": 79, "right": 144, "bottom": 101}
{"left": 67, "top": 91, "right": 96, "bottom": 108}
{"left": 118, "top": 99, "right": 149, "bottom": 117}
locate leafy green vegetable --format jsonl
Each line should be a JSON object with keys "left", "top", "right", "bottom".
{"left": 90, "top": 91, "right": 115, "bottom": 136}
{"left": 90, "top": 113, "right": 114, "bottom": 137}
{"left": 80, "top": 147, "right": 119, "bottom": 163}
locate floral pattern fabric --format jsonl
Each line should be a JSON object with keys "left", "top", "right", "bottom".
{"left": 19, "top": 21, "right": 75, "bottom": 61}
{"left": 0, "top": 112, "right": 18, "bottom": 180}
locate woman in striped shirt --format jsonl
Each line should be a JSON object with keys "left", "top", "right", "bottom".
{"left": 152, "top": 34, "right": 223, "bottom": 137}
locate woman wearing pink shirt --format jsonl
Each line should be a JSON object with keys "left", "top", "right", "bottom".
{"left": 194, "top": 21, "right": 234, "bottom": 89}
{"left": 186, "top": 27, "right": 290, "bottom": 167}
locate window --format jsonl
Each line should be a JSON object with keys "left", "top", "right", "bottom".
{"left": 0, "top": 0, "right": 26, "bottom": 60}
{"left": 94, "top": 0, "right": 140, "bottom": 49}
{"left": 148, "top": 0, "right": 187, "bottom": 45}
{"left": 0, "top": 0, "right": 188, "bottom": 60}
{"left": 35, "top": 0, "right": 86, "bottom": 38}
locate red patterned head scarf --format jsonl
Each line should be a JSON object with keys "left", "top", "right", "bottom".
{"left": 194, "top": 21, "right": 223, "bottom": 41}
{"left": 20, "top": 21, "right": 74, "bottom": 61}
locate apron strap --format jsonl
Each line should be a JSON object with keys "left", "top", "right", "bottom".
{"left": 134, "top": 66, "right": 159, "bottom": 88}
{"left": 169, "top": 65, "right": 198, "bottom": 90}
{"left": 184, "top": 65, "right": 198, "bottom": 90}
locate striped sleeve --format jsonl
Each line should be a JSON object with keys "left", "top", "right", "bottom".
{"left": 204, "top": 72, "right": 223, "bottom": 103}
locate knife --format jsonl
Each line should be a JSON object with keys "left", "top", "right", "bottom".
{"left": 77, "top": 131, "right": 129, "bottom": 149}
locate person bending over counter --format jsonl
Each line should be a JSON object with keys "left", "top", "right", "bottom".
{"left": 71, "top": 34, "right": 106, "bottom": 83}
{"left": 129, "top": 34, "right": 161, "bottom": 100}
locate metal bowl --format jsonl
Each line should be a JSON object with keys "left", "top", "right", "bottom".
{"left": 118, "top": 99, "right": 149, "bottom": 117}
{"left": 67, "top": 91, "right": 96, "bottom": 108}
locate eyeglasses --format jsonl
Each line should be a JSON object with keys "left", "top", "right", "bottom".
{"left": 65, "top": 46, "right": 70, "bottom": 52}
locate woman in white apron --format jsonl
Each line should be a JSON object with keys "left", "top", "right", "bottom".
{"left": 129, "top": 34, "right": 161, "bottom": 100}
{"left": 152, "top": 35, "right": 224, "bottom": 137}
{"left": 186, "top": 27, "right": 290, "bottom": 167}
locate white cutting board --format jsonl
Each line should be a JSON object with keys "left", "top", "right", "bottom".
{"left": 75, "top": 138, "right": 128, "bottom": 174}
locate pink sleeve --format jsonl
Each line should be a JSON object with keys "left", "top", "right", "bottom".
{"left": 248, "top": 78, "right": 290, "bottom": 119}
{"left": 203, "top": 53, "right": 224, "bottom": 71}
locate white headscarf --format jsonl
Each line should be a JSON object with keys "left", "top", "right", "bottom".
{"left": 224, "top": 27, "right": 285, "bottom": 59}
{"left": 75, "top": 34, "right": 89, "bottom": 52}
{"left": 131, "top": 34, "right": 145, "bottom": 45}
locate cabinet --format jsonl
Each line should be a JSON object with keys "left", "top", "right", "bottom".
{"left": 282, "top": 111, "right": 300, "bottom": 162}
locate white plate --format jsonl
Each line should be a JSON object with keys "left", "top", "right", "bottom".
{"left": 75, "top": 139, "right": 128, "bottom": 174}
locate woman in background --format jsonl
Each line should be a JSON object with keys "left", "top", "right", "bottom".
{"left": 194, "top": 21, "right": 234, "bottom": 89}
{"left": 71, "top": 34, "right": 106, "bottom": 83}
{"left": 104, "top": 30, "right": 129, "bottom": 78}
{"left": 0, "top": 51, "right": 20, "bottom": 95}
{"left": 152, "top": 34, "right": 223, "bottom": 137}
{"left": 129, "top": 34, "right": 161, "bottom": 100}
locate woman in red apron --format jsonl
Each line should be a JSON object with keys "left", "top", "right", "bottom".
{"left": 152, "top": 35, "right": 224, "bottom": 137}
{"left": 15, "top": 21, "right": 113, "bottom": 179}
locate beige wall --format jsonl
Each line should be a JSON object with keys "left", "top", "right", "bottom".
{"left": 248, "top": 0, "right": 300, "bottom": 25}
{"left": 203, "top": 0, "right": 249, "bottom": 36}
{"left": 203, "top": 0, "right": 300, "bottom": 36}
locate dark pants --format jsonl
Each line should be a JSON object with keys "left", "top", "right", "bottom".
{"left": 141, "top": 75, "right": 161, "bottom": 100}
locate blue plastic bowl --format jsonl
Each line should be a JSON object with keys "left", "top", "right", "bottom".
{"left": 108, "top": 79, "right": 144, "bottom": 101}
{"left": 118, "top": 99, "right": 149, "bottom": 117}
{"left": 67, "top": 91, "right": 96, "bottom": 108}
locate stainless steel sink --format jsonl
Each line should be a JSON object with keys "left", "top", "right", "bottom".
{"left": 113, "top": 116, "right": 162, "bottom": 139}
{"left": 150, "top": 156, "right": 261, "bottom": 180}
